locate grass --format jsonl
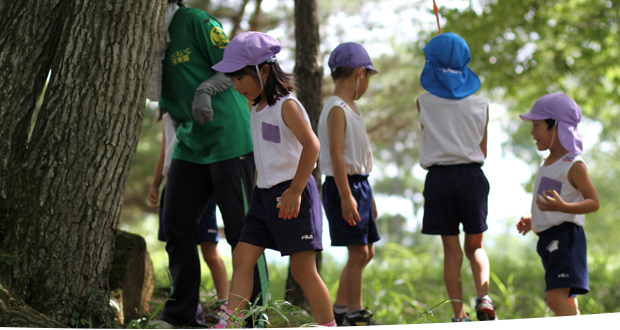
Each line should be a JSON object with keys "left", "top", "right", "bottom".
{"left": 129, "top": 218, "right": 620, "bottom": 327}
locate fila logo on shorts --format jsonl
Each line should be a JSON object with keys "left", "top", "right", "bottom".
{"left": 558, "top": 273, "right": 570, "bottom": 278}
{"left": 301, "top": 234, "right": 314, "bottom": 240}
{"left": 208, "top": 229, "right": 218, "bottom": 234}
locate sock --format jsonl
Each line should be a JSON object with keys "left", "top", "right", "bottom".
{"left": 318, "top": 319, "right": 337, "bottom": 327}
{"left": 333, "top": 304, "right": 348, "bottom": 314}
{"left": 347, "top": 309, "right": 365, "bottom": 318}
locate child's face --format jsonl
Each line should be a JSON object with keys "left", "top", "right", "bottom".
{"left": 356, "top": 68, "right": 372, "bottom": 100}
{"left": 530, "top": 120, "right": 556, "bottom": 151}
{"left": 232, "top": 74, "right": 262, "bottom": 101}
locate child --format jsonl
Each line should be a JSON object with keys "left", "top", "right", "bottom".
{"left": 416, "top": 33, "right": 496, "bottom": 322}
{"left": 211, "top": 31, "right": 335, "bottom": 327}
{"left": 147, "top": 102, "right": 230, "bottom": 323}
{"left": 317, "top": 42, "right": 380, "bottom": 326}
{"left": 516, "top": 93, "right": 599, "bottom": 316}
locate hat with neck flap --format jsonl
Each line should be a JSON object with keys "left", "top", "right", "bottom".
{"left": 420, "top": 32, "right": 481, "bottom": 100}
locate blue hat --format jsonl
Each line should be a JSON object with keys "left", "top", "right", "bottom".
{"left": 420, "top": 33, "right": 481, "bottom": 99}
{"left": 328, "top": 42, "right": 378, "bottom": 74}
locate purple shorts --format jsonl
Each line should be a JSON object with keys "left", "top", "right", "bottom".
{"left": 240, "top": 177, "right": 323, "bottom": 256}
{"left": 422, "top": 163, "right": 489, "bottom": 235}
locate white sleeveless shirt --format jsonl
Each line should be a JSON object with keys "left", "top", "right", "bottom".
{"left": 318, "top": 96, "right": 374, "bottom": 176}
{"left": 418, "top": 93, "right": 488, "bottom": 169}
{"left": 531, "top": 153, "right": 586, "bottom": 233}
{"left": 251, "top": 94, "right": 312, "bottom": 189}
{"left": 162, "top": 113, "right": 178, "bottom": 176}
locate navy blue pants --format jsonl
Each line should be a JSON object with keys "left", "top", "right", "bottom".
{"left": 422, "top": 163, "right": 489, "bottom": 236}
{"left": 537, "top": 222, "right": 589, "bottom": 295}
{"left": 161, "top": 155, "right": 269, "bottom": 327}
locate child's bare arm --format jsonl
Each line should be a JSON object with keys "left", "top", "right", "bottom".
{"left": 278, "top": 99, "right": 321, "bottom": 219}
{"left": 327, "top": 106, "right": 360, "bottom": 226}
{"left": 148, "top": 122, "right": 167, "bottom": 207}
{"left": 479, "top": 106, "right": 489, "bottom": 158}
{"left": 537, "top": 162, "right": 599, "bottom": 214}
{"left": 416, "top": 98, "right": 424, "bottom": 131}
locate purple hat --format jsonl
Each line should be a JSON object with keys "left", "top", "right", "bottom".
{"left": 520, "top": 93, "right": 583, "bottom": 154}
{"left": 212, "top": 31, "right": 281, "bottom": 73}
{"left": 328, "top": 42, "right": 378, "bottom": 74}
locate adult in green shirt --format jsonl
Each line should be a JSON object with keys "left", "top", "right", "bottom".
{"left": 156, "top": 1, "right": 269, "bottom": 327}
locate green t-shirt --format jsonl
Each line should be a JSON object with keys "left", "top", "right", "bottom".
{"left": 161, "top": 7, "right": 253, "bottom": 164}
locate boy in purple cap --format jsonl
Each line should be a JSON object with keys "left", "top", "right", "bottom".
{"left": 212, "top": 31, "right": 335, "bottom": 328}
{"left": 318, "top": 42, "right": 380, "bottom": 326}
{"left": 517, "top": 92, "right": 599, "bottom": 316}
{"left": 416, "top": 32, "right": 496, "bottom": 322}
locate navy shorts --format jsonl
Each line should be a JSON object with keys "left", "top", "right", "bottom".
{"left": 158, "top": 186, "right": 219, "bottom": 243}
{"left": 240, "top": 177, "right": 323, "bottom": 256}
{"left": 536, "top": 222, "right": 589, "bottom": 295}
{"left": 421, "top": 163, "right": 489, "bottom": 236}
{"left": 322, "top": 175, "right": 381, "bottom": 246}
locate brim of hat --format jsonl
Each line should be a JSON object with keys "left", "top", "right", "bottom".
{"left": 558, "top": 121, "right": 583, "bottom": 155}
{"left": 420, "top": 62, "right": 480, "bottom": 99}
{"left": 519, "top": 112, "right": 549, "bottom": 122}
{"left": 212, "top": 60, "right": 247, "bottom": 73}
{"left": 367, "top": 66, "right": 379, "bottom": 75}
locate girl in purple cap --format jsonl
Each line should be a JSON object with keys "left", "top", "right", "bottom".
{"left": 517, "top": 92, "right": 599, "bottom": 316}
{"left": 212, "top": 31, "right": 335, "bottom": 328}
{"left": 416, "top": 32, "right": 495, "bottom": 322}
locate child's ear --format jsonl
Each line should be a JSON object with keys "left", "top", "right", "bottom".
{"left": 260, "top": 65, "right": 271, "bottom": 80}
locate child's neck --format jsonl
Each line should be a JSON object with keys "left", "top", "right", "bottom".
{"left": 544, "top": 145, "right": 569, "bottom": 166}
{"left": 333, "top": 85, "right": 359, "bottom": 115}
{"left": 255, "top": 94, "right": 269, "bottom": 113}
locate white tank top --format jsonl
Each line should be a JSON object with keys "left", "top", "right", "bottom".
{"left": 531, "top": 153, "right": 586, "bottom": 233}
{"left": 162, "top": 113, "right": 178, "bottom": 176}
{"left": 251, "top": 94, "right": 312, "bottom": 189}
{"left": 418, "top": 93, "right": 488, "bottom": 169}
{"left": 318, "top": 96, "right": 374, "bottom": 176}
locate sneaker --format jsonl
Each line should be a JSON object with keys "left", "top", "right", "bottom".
{"left": 451, "top": 314, "right": 472, "bottom": 322}
{"left": 345, "top": 309, "right": 379, "bottom": 326}
{"left": 475, "top": 295, "right": 497, "bottom": 321}
{"left": 452, "top": 317, "right": 474, "bottom": 329}
{"left": 334, "top": 309, "right": 347, "bottom": 327}
{"left": 205, "top": 309, "right": 224, "bottom": 325}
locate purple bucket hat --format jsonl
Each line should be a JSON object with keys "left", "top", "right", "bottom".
{"left": 212, "top": 31, "right": 281, "bottom": 73}
{"left": 328, "top": 42, "right": 378, "bottom": 74}
{"left": 520, "top": 93, "right": 583, "bottom": 154}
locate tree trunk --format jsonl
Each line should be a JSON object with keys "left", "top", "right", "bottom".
{"left": 286, "top": 0, "right": 324, "bottom": 312}
{"left": 0, "top": 0, "right": 165, "bottom": 326}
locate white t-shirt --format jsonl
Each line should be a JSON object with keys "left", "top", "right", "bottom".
{"left": 251, "top": 94, "right": 312, "bottom": 189}
{"left": 531, "top": 153, "right": 586, "bottom": 233}
{"left": 162, "top": 113, "right": 178, "bottom": 176}
{"left": 418, "top": 93, "right": 488, "bottom": 169}
{"left": 318, "top": 96, "right": 374, "bottom": 176}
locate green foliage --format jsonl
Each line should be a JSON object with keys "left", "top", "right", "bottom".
{"left": 0, "top": 253, "right": 13, "bottom": 266}
{"left": 442, "top": 0, "right": 620, "bottom": 155}
{"left": 71, "top": 289, "right": 114, "bottom": 328}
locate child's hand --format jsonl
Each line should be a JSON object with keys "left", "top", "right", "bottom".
{"left": 536, "top": 190, "right": 566, "bottom": 212}
{"left": 341, "top": 195, "right": 361, "bottom": 226}
{"left": 277, "top": 189, "right": 301, "bottom": 219}
{"left": 516, "top": 216, "right": 532, "bottom": 235}
{"left": 148, "top": 186, "right": 160, "bottom": 207}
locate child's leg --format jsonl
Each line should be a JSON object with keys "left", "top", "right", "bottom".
{"left": 338, "top": 244, "right": 374, "bottom": 311}
{"left": 546, "top": 288, "right": 578, "bottom": 316}
{"left": 228, "top": 242, "right": 266, "bottom": 312}
{"left": 441, "top": 235, "right": 467, "bottom": 319}
{"left": 464, "top": 233, "right": 490, "bottom": 296}
{"left": 289, "top": 250, "right": 334, "bottom": 324}
{"left": 568, "top": 296, "right": 580, "bottom": 315}
{"left": 200, "top": 242, "right": 229, "bottom": 301}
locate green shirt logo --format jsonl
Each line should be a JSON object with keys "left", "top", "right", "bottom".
{"left": 172, "top": 48, "right": 192, "bottom": 65}
{"left": 210, "top": 27, "right": 229, "bottom": 49}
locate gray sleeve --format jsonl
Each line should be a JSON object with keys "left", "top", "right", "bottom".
{"left": 192, "top": 72, "right": 234, "bottom": 124}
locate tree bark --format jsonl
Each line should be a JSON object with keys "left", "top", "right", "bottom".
{"left": 0, "top": 0, "right": 165, "bottom": 326}
{"left": 286, "top": 0, "right": 324, "bottom": 312}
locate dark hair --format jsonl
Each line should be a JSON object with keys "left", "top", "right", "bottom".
{"left": 168, "top": 0, "right": 185, "bottom": 6}
{"left": 157, "top": 106, "right": 168, "bottom": 123}
{"left": 331, "top": 67, "right": 371, "bottom": 81}
{"left": 545, "top": 118, "right": 557, "bottom": 130}
{"left": 226, "top": 61, "right": 297, "bottom": 106}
